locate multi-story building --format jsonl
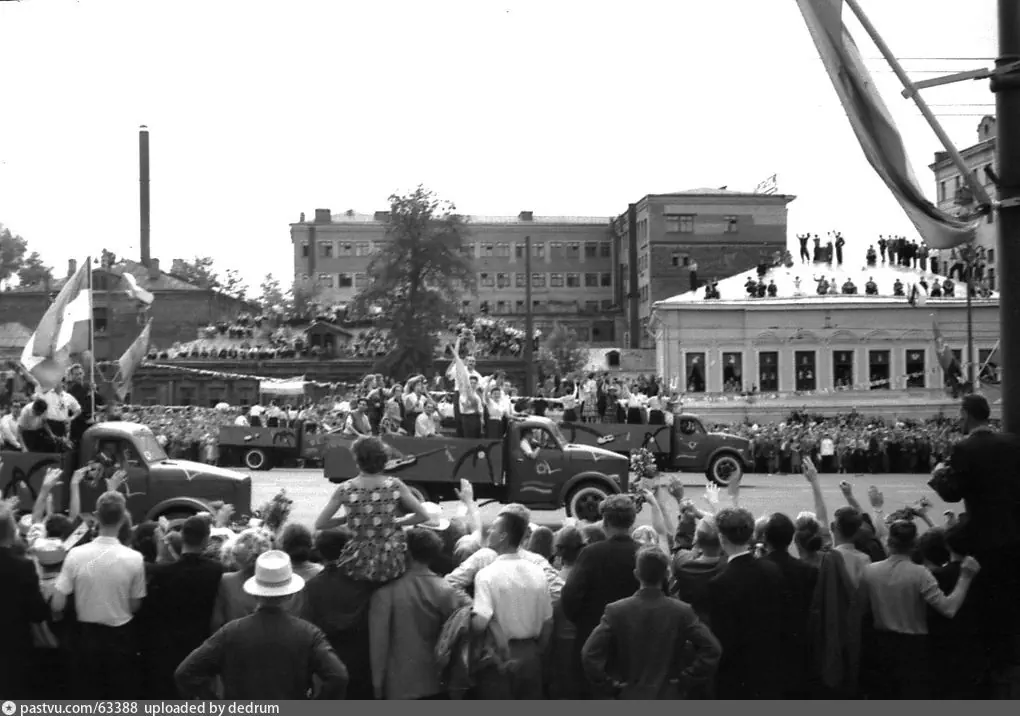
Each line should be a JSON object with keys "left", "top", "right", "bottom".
{"left": 930, "top": 115, "right": 998, "bottom": 288}
{"left": 613, "top": 189, "right": 795, "bottom": 348}
{"left": 290, "top": 209, "right": 621, "bottom": 344}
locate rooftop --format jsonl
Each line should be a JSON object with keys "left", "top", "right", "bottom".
{"left": 655, "top": 259, "right": 998, "bottom": 308}
{"left": 7, "top": 259, "right": 224, "bottom": 294}
{"left": 322, "top": 212, "right": 611, "bottom": 226}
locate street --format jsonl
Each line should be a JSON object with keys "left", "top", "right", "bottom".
{"left": 247, "top": 468, "right": 953, "bottom": 531}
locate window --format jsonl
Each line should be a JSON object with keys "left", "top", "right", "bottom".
{"left": 300, "top": 242, "right": 309, "bottom": 258}
{"left": 459, "top": 244, "right": 474, "bottom": 258}
{"left": 495, "top": 242, "right": 510, "bottom": 257}
{"left": 354, "top": 273, "right": 370, "bottom": 289}
{"left": 317, "top": 273, "right": 334, "bottom": 288}
{"left": 299, "top": 273, "right": 309, "bottom": 282}
{"left": 319, "top": 241, "right": 334, "bottom": 258}
{"left": 479, "top": 301, "right": 490, "bottom": 314}
{"left": 338, "top": 273, "right": 353, "bottom": 288}
{"left": 93, "top": 307, "right": 109, "bottom": 334}
{"left": 584, "top": 272, "right": 599, "bottom": 287}
{"left": 514, "top": 243, "right": 526, "bottom": 259}
{"left": 979, "top": 348, "right": 1000, "bottom": 382}
{"left": 600, "top": 272, "right": 612, "bottom": 287}
{"left": 671, "top": 252, "right": 690, "bottom": 268}
{"left": 515, "top": 300, "right": 525, "bottom": 313}
{"left": 685, "top": 352, "right": 706, "bottom": 393}
{"left": 482, "top": 244, "right": 494, "bottom": 258}
{"left": 574, "top": 326, "right": 590, "bottom": 341}
{"left": 954, "top": 176, "right": 961, "bottom": 192}
{"left": 532, "top": 273, "right": 546, "bottom": 288}
{"left": 601, "top": 299, "right": 614, "bottom": 310}
{"left": 533, "top": 300, "right": 544, "bottom": 311}
{"left": 566, "top": 273, "right": 581, "bottom": 288}
{"left": 495, "top": 300, "right": 507, "bottom": 314}
{"left": 480, "top": 272, "right": 495, "bottom": 287}
{"left": 905, "top": 350, "right": 926, "bottom": 388}
{"left": 585, "top": 300, "right": 599, "bottom": 312}
{"left": 533, "top": 242, "right": 545, "bottom": 259}
{"left": 724, "top": 216, "right": 739, "bottom": 233}
{"left": 639, "top": 285, "right": 649, "bottom": 303}
{"left": 550, "top": 273, "right": 565, "bottom": 288}
{"left": 338, "top": 242, "right": 354, "bottom": 257}
{"left": 177, "top": 386, "right": 196, "bottom": 407}
{"left": 833, "top": 350, "right": 854, "bottom": 389}
{"left": 665, "top": 214, "right": 695, "bottom": 233}
{"left": 939, "top": 180, "right": 947, "bottom": 202}
{"left": 988, "top": 267, "right": 996, "bottom": 290}
{"left": 355, "top": 242, "right": 372, "bottom": 256}
{"left": 987, "top": 248, "right": 995, "bottom": 264}
{"left": 567, "top": 242, "right": 581, "bottom": 259}
{"left": 549, "top": 242, "right": 565, "bottom": 258}
{"left": 795, "top": 351, "right": 816, "bottom": 391}
{"left": 497, "top": 272, "right": 511, "bottom": 288}
{"left": 869, "top": 350, "right": 891, "bottom": 390}
{"left": 515, "top": 272, "right": 527, "bottom": 288}
{"left": 722, "top": 352, "right": 743, "bottom": 391}
{"left": 758, "top": 351, "right": 779, "bottom": 392}
{"left": 600, "top": 242, "right": 612, "bottom": 258}
{"left": 584, "top": 242, "right": 598, "bottom": 259}
{"left": 461, "top": 300, "right": 473, "bottom": 312}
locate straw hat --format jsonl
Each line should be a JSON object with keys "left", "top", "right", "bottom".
{"left": 243, "top": 550, "right": 305, "bottom": 597}
{"left": 420, "top": 502, "right": 450, "bottom": 532}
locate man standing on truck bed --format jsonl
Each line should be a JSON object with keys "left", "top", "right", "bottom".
{"left": 449, "top": 334, "right": 485, "bottom": 440}
{"left": 66, "top": 364, "right": 104, "bottom": 445}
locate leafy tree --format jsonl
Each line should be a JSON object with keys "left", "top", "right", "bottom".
{"left": 539, "top": 324, "right": 590, "bottom": 379}
{"left": 351, "top": 185, "right": 474, "bottom": 378}
{"left": 0, "top": 224, "right": 28, "bottom": 289}
{"left": 17, "top": 251, "right": 54, "bottom": 288}
{"left": 171, "top": 255, "right": 219, "bottom": 289}
{"left": 220, "top": 268, "right": 247, "bottom": 301}
{"left": 257, "top": 273, "right": 287, "bottom": 311}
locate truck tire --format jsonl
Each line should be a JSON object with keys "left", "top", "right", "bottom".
{"left": 707, "top": 453, "right": 743, "bottom": 487}
{"left": 565, "top": 482, "right": 611, "bottom": 523}
{"left": 157, "top": 508, "right": 200, "bottom": 528}
{"left": 244, "top": 448, "right": 271, "bottom": 471}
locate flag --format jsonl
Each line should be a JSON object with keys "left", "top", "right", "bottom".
{"left": 932, "top": 320, "right": 964, "bottom": 393}
{"left": 908, "top": 283, "right": 927, "bottom": 307}
{"left": 794, "top": 0, "right": 978, "bottom": 250}
{"left": 121, "top": 272, "right": 154, "bottom": 306}
{"left": 20, "top": 258, "right": 92, "bottom": 390}
{"left": 113, "top": 319, "right": 152, "bottom": 400}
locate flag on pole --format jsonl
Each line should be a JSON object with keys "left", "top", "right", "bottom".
{"left": 20, "top": 258, "right": 92, "bottom": 391}
{"left": 121, "top": 272, "right": 154, "bottom": 306}
{"left": 931, "top": 320, "right": 963, "bottom": 393}
{"left": 794, "top": 0, "right": 978, "bottom": 250}
{"left": 113, "top": 319, "right": 152, "bottom": 400}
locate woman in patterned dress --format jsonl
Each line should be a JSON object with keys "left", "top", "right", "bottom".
{"left": 314, "top": 436, "right": 431, "bottom": 583}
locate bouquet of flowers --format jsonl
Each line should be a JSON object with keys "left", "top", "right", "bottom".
{"left": 250, "top": 489, "right": 294, "bottom": 535}
{"left": 630, "top": 446, "right": 658, "bottom": 483}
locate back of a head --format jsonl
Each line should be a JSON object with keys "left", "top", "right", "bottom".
{"left": 406, "top": 526, "right": 443, "bottom": 565}
{"left": 95, "top": 491, "right": 127, "bottom": 528}
{"left": 499, "top": 502, "right": 533, "bottom": 524}
{"left": 887, "top": 520, "right": 918, "bottom": 554}
{"left": 580, "top": 523, "right": 607, "bottom": 545}
{"left": 631, "top": 525, "right": 659, "bottom": 548}
{"left": 181, "top": 515, "right": 212, "bottom": 549}
{"left": 635, "top": 546, "right": 669, "bottom": 586}
{"left": 45, "top": 514, "right": 74, "bottom": 540}
{"left": 794, "top": 513, "right": 824, "bottom": 554}
{"left": 554, "top": 525, "right": 584, "bottom": 565}
{"left": 280, "top": 522, "right": 314, "bottom": 563}
{"left": 961, "top": 394, "right": 991, "bottom": 423}
{"left": 600, "top": 495, "right": 637, "bottom": 531}
{"left": 763, "top": 512, "right": 795, "bottom": 551}
{"left": 32, "top": 398, "right": 47, "bottom": 415}
{"left": 833, "top": 506, "right": 863, "bottom": 541}
{"left": 315, "top": 527, "right": 353, "bottom": 562}
{"left": 351, "top": 436, "right": 389, "bottom": 475}
{"left": 526, "top": 525, "right": 555, "bottom": 561}
{"left": 715, "top": 507, "right": 755, "bottom": 547}
{"left": 914, "top": 527, "right": 949, "bottom": 566}
{"left": 944, "top": 520, "right": 973, "bottom": 557}
{"left": 499, "top": 511, "right": 529, "bottom": 550}
{"left": 693, "top": 516, "right": 721, "bottom": 550}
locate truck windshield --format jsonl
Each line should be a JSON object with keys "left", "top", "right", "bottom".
{"left": 134, "top": 431, "right": 169, "bottom": 462}
{"left": 546, "top": 423, "right": 567, "bottom": 446}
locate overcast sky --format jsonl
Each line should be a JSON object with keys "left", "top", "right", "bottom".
{"left": 0, "top": 0, "right": 997, "bottom": 289}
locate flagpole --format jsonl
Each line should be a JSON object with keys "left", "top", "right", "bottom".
{"left": 842, "top": 0, "right": 994, "bottom": 209}
{"left": 87, "top": 256, "right": 97, "bottom": 413}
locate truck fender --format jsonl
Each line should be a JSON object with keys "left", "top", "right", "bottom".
{"left": 144, "top": 497, "right": 213, "bottom": 522}
{"left": 708, "top": 447, "right": 749, "bottom": 467}
{"left": 558, "top": 470, "right": 623, "bottom": 506}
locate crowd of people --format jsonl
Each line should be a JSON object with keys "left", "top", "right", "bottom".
{"left": 2, "top": 393, "right": 1018, "bottom": 700}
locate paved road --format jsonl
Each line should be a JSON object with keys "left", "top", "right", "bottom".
{"left": 246, "top": 468, "right": 953, "bottom": 530}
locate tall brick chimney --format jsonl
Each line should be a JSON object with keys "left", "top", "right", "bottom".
{"left": 139, "top": 126, "right": 151, "bottom": 267}
{"left": 67, "top": 258, "right": 77, "bottom": 277}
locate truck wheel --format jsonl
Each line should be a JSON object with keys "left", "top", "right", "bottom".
{"left": 406, "top": 484, "right": 431, "bottom": 503}
{"left": 158, "top": 509, "right": 199, "bottom": 529}
{"left": 565, "top": 482, "right": 610, "bottom": 523}
{"left": 244, "top": 448, "right": 271, "bottom": 471}
{"left": 707, "top": 454, "right": 743, "bottom": 487}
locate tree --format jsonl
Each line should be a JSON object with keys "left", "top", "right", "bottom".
{"left": 257, "top": 273, "right": 288, "bottom": 312}
{"left": 17, "top": 251, "right": 54, "bottom": 288}
{"left": 0, "top": 224, "right": 27, "bottom": 289}
{"left": 171, "top": 256, "right": 219, "bottom": 290}
{"left": 351, "top": 186, "right": 474, "bottom": 378}
{"left": 220, "top": 268, "right": 247, "bottom": 301}
{"left": 539, "top": 324, "right": 590, "bottom": 379}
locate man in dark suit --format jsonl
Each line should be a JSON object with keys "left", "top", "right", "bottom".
{"left": 929, "top": 394, "right": 1020, "bottom": 697}
{"left": 0, "top": 503, "right": 50, "bottom": 698}
{"left": 582, "top": 546, "right": 721, "bottom": 699}
{"left": 562, "top": 495, "right": 640, "bottom": 699}
{"left": 708, "top": 507, "right": 785, "bottom": 700}
{"left": 762, "top": 512, "right": 819, "bottom": 698}
{"left": 139, "top": 516, "right": 226, "bottom": 698}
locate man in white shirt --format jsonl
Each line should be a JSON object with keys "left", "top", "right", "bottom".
{"left": 472, "top": 509, "right": 553, "bottom": 699}
{"left": 233, "top": 413, "right": 250, "bottom": 427}
{"left": 820, "top": 434, "right": 835, "bottom": 473}
{"left": 484, "top": 385, "right": 509, "bottom": 439}
{"left": 344, "top": 399, "right": 373, "bottom": 438}
{"left": 52, "top": 491, "right": 146, "bottom": 698}
{"left": 38, "top": 382, "right": 80, "bottom": 441}
{"left": 414, "top": 403, "right": 438, "bottom": 438}
{"left": 248, "top": 403, "right": 265, "bottom": 427}
{"left": 830, "top": 506, "right": 871, "bottom": 588}
{"left": 0, "top": 403, "right": 24, "bottom": 450}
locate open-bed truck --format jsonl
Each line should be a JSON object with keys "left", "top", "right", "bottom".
{"left": 324, "top": 416, "right": 630, "bottom": 522}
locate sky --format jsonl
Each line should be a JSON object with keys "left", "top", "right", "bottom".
{"left": 0, "top": 0, "right": 998, "bottom": 291}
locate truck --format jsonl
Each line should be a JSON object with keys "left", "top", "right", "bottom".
{"left": 557, "top": 414, "right": 753, "bottom": 486}
{"left": 1, "top": 422, "right": 253, "bottom": 525}
{"left": 218, "top": 423, "right": 350, "bottom": 470}
{"left": 324, "top": 416, "right": 630, "bottom": 522}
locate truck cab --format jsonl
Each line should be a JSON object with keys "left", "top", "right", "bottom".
{"left": 1, "top": 422, "right": 252, "bottom": 524}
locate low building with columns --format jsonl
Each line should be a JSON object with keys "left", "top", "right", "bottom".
{"left": 649, "top": 259, "right": 998, "bottom": 413}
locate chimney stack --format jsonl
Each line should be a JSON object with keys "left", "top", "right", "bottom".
{"left": 149, "top": 258, "right": 160, "bottom": 280}
{"left": 68, "top": 258, "right": 77, "bottom": 277}
{"left": 139, "top": 126, "right": 151, "bottom": 267}
{"left": 314, "top": 209, "right": 332, "bottom": 223}
{"left": 519, "top": 211, "right": 534, "bottom": 222}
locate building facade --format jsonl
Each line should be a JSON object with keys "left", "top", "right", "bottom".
{"left": 930, "top": 115, "right": 998, "bottom": 288}
{"left": 290, "top": 209, "right": 621, "bottom": 344}
{"left": 651, "top": 262, "right": 998, "bottom": 396}
{"left": 612, "top": 189, "right": 795, "bottom": 348}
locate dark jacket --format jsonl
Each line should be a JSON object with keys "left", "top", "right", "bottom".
{"left": 808, "top": 549, "right": 864, "bottom": 696}
{"left": 669, "top": 553, "right": 727, "bottom": 626}
{"left": 708, "top": 552, "right": 784, "bottom": 700}
{"left": 434, "top": 604, "right": 512, "bottom": 699}
{"left": 561, "top": 534, "right": 640, "bottom": 649}
{"left": 581, "top": 587, "right": 722, "bottom": 700}
{"left": 0, "top": 546, "right": 50, "bottom": 698}
{"left": 763, "top": 550, "right": 818, "bottom": 697}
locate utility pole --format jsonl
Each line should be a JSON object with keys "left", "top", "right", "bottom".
{"left": 523, "top": 236, "right": 535, "bottom": 396}
{"left": 965, "top": 247, "right": 975, "bottom": 390}
{"left": 994, "top": 0, "right": 1020, "bottom": 431}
